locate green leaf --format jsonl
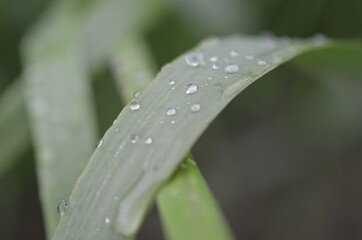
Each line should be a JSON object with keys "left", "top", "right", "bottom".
{"left": 157, "top": 155, "right": 234, "bottom": 240}
{"left": 53, "top": 36, "right": 328, "bottom": 239}
{"left": 110, "top": 36, "right": 233, "bottom": 240}
{"left": 0, "top": 80, "right": 30, "bottom": 178}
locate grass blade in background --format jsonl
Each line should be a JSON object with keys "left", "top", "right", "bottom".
{"left": 53, "top": 36, "right": 327, "bottom": 239}
{"left": 0, "top": 80, "right": 30, "bottom": 178}
{"left": 111, "top": 36, "right": 233, "bottom": 240}
{"left": 157, "top": 156, "right": 234, "bottom": 240}
{"left": 22, "top": 5, "right": 97, "bottom": 235}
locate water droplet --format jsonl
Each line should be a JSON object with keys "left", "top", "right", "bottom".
{"left": 166, "top": 108, "right": 176, "bottom": 116}
{"left": 144, "top": 137, "right": 153, "bottom": 144}
{"left": 209, "top": 56, "right": 218, "bottom": 62}
{"left": 245, "top": 54, "right": 254, "bottom": 60}
{"left": 129, "top": 134, "right": 139, "bottom": 143}
{"left": 57, "top": 200, "right": 68, "bottom": 216}
{"left": 115, "top": 128, "right": 119, "bottom": 132}
{"left": 130, "top": 102, "right": 140, "bottom": 111}
{"left": 224, "top": 64, "right": 239, "bottom": 74}
{"left": 212, "top": 63, "right": 220, "bottom": 70}
{"left": 257, "top": 60, "right": 267, "bottom": 66}
{"left": 224, "top": 75, "right": 229, "bottom": 79}
{"left": 171, "top": 120, "right": 176, "bottom": 124}
{"left": 230, "top": 49, "right": 239, "bottom": 57}
{"left": 207, "top": 76, "right": 212, "bottom": 80}
{"left": 168, "top": 80, "right": 175, "bottom": 85}
{"left": 133, "top": 91, "right": 141, "bottom": 98}
{"left": 96, "top": 139, "right": 103, "bottom": 148}
{"left": 105, "top": 217, "right": 111, "bottom": 224}
{"left": 185, "top": 52, "right": 204, "bottom": 67}
{"left": 185, "top": 84, "right": 198, "bottom": 95}
{"left": 190, "top": 104, "right": 201, "bottom": 112}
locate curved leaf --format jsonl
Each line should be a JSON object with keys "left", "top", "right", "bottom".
{"left": 53, "top": 35, "right": 328, "bottom": 239}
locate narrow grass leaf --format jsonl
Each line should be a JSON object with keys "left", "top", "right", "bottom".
{"left": 0, "top": 80, "right": 30, "bottom": 178}
{"left": 53, "top": 36, "right": 328, "bottom": 239}
{"left": 157, "top": 155, "right": 234, "bottom": 240}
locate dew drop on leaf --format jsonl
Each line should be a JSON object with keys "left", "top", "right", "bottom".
{"left": 257, "top": 60, "right": 267, "bottom": 66}
{"left": 224, "top": 64, "right": 239, "bottom": 74}
{"left": 190, "top": 104, "right": 201, "bottom": 112}
{"left": 129, "top": 134, "right": 139, "bottom": 143}
{"left": 144, "top": 137, "right": 153, "bottom": 145}
{"left": 212, "top": 63, "right": 220, "bottom": 70}
{"left": 209, "top": 56, "right": 218, "bottom": 62}
{"left": 57, "top": 200, "right": 69, "bottom": 217}
{"left": 230, "top": 49, "right": 239, "bottom": 57}
{"left": 166, "top": 108, "right": 177, "bottom": 116}
{"left": 129, "top": 102, "right": 140, "bottom": 111}
{"left": 105, "top": 217, "right": 111, "bottom": 224}
{"left": 185, "top": 84, "right": 198, "bottom": 95}
{"left": 185, "top": 52, "right": 204, "bottom": 67}
{"left": 96, "top": 139, "right": 103, "bottom": 148}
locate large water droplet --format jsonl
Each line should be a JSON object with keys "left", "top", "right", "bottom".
{"left": 185, "top": 84, "right": 198, "bottom": 95}
{"left": 96, "top": 139, "right": 103, "bottom": 148}
{"left": 230, "top": 50, "right": 239, "bottom": 57}
{"left": 190, "top": 104, "right": 201, "bottom": 112}
{"left": 57, "top": 200, "right": 68, "bottom": 216}
{"left": 144, "top": 137, "right": 153, "bottom": 145}
{"left": 129, "top": 134, "right": 139, "bottom": 143}
{"left": 185, "top": 52, "right": 204, "bottom": 67}
{"left": 224, "top": 64, "right": 239, "bottom": 74}
{"left": 130, "top": 102, "right": 140, "bottom": 111}
{"left": 166, "top": 108, "right": 176, "bottom": 116}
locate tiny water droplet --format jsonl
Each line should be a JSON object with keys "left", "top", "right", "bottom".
{"left": 144, "top": 137, "right": 153, "bottom": 145}
{"left": 185, "top": 84, "right": 198, "bottom": 95}
{"left": 257, "top": 60, "right": 267, "bottom": 66}
{"left": 96, "top": 139, "right": 103, "bottom": 148}
{"left": 207, "top": 76, "right": 212, "bottom": 80}
{"left": 209, "top": 56, "right": 218, "bottom": 62}
{"left": 57, "top": 200, "right": 68, "bottom": 216}
{"left": 171, "top": 120, "right": 176, "bottom": 124}
{"left": 166, "top": 108, "right": 176, "bottom": 116}
{"left": 133, "top": 91, "right": 141, "bottom": 98}
{"left": 190, "top": 104, "right": 201, "bottom": 112}
{"left": 245, "top": 54, "right": 254, "bottom": 60}
{"left": 185, "top": 52, "right": 204, "bottom": 67}
{"left": 129, "top": 134, "right": 139, "bottom": 143}
{"left": 130, "top": 102, "right": 140, "bottom": 111}
{"left": 212, "top": 63, "right": 220, "bottom": 70}
{"left": 224, "top": 64, "right": 239, "bottom": 74}
{"left": 115, "top": 128, "right": 119, "bottom": 132}
{"left": 168, "top": 80, "right": 175, "bottom": 85}
{"left": 230, "top": 49, "right": 239, "bottom": 57}
{"left": 105, "top": 217, "right": 111, "bottom": 224}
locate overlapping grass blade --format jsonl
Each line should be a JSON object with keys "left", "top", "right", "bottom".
{"left": 53, "top": 36, "right": 328, "bottom": 239}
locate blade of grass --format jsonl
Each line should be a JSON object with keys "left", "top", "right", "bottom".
{"left": 110, "top": 36, "right": 234, "bottom": 239}
{"left": 157, "top": 155, "right": 234, "bottom": 240}
{"left": 0, "top": 80, "right": 30, "bottom": 178}
{"left": 22, "top": 7, "right": 97, "bottom": 236}
{"left": 53, "top": 36, "right": 329, "bottom": 239}
{"left": 20, "top": 0, "right": 166, "bottom": 236}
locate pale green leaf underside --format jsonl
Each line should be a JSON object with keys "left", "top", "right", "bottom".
{"left": 53, "top": 36, "right": 327, "bottom": 240}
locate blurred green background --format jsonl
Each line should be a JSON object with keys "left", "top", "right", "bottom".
{"left": 0, "top": 0, "right": 361, "bottom": 239}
